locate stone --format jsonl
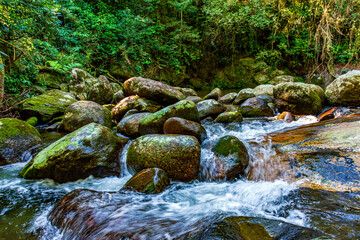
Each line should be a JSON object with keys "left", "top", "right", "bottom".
{"left": 21, "top": 89, "right": 77, "bottom": 123}
{"left": 204, "top": 88, "right": 223, "bottom": 100}
{"left": 138, "top": 100, "right": 200, "bottom": 135}
{"left": 214, "top": 111, "right": 243, "bottom": 123}
{"left": 218, "top": 92, "right": 237, "bottom": 104}
{"left": 62, "top": 101, "right": 112, "bottom": 132}
{"left": 233, "top": 88, "right": 255, "bottom": 105}
{"left": 36, "top": 71, "right": 65, "bottom": 89}
{"left": 163, "top": 117, "right": 207, "bottom": 142}
{"left": 20, "top": 123, "right": 128, "bottom": 183}
{"left": 269, "top": 75, "right": 296, "bottom": 85}
{"left": 127, "top": 134, "right": 201, "bottom": 182}
{"left": 112, "top": 90, "right": 125, "bottom": 104}
{"left": 117, "top": 112, "right": 152, "bottom": 137}
{"left": 122, "top": 168, "right": 170, "bottom": 194}
{"left": 196, "top": 99, "right": 226, "bottom": 119}
{"left": 185, "top": 96, "right": 203, "bottom": 103}
{"left": 275, "top": 111, "right": 294, "bottom": 123}
{"left": 110, "top": 82, "right": 123, "bottom": 93}
{"left": 26, "top": 117, "right": 38, "bottom": 127}
{"left": 0, "top": 118, "right": 42, "bottom": 165}
{"left": 175, "top": 87, "right": 197, "bottom": 97}
{"left": 239, "top": 97, "right": 274, "bottom": 117}
{"left": 253, "top": 84, "right": 274, "bottom": 96}
{"left": 123, "top": 77, "right": 185, "bottom": 105}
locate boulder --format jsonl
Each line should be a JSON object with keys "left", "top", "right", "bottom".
{"left": 138, "top": 100, "right": 200, "bottom": 135}
{"left": 21, "top": 89, "right": 77, "bottom": 123}
{"left": 204, "top": 88, "right": 223, "bottom": 100}
{"left": 121, "top": 168, "right": 170, "bottom": 194}
{"left": 196, "top": 99, "right": 226, "bottom": 119}
{"left": 110, "top": 82, "right": 123, "bottom": 93}
{"left": 218, "top": 92, "right": 237, "bottom": 104}
{"left": 127, "top": 134, "right": 201, "bottom": 182}
{"left": 185, "top": 96, "right": 203, "bottom": 103}
{"left": 69, "top": 69, "right": 113, "bottom": 104}
{"left": 253, "top": 84, "right": 274, "bottom": 96}
{"left": 239, "top": 97, "right": 274, "bottom": 117}
{"left": 0, "top": 118, "right": 42, "bottom": 165}
{"left": 62, "top": 101, "right": 112, "bottom": 132}
{"left": 274, "top": 82, "right": 325, "bottom": 115}
{"left": 233, "top": 88, "right": 255, "bottom": 105}
{"left": 123, "top": 77, "right": 185, "bottom": 105}
{"left": 214, "top": 112, "right": 243, "bottom": 123}
{"left": 325, "top": 70, "right": 360, "bottom": 106}
{"left": 36, "top": 71, "right": 65, "bottom": 89}
{"left": 117, "top": 112, "right": 152, "bottom": 137}
{"left": 20, "top": 123, "right": 128, "bottom": 183}
{"left": 269, "top": 75, "right": 296, "bottom": 85}
{"left": 175, "top": 87, "right": 197, "bottom": 97}
{"left": 112, "top": 90, "right": 125, "bottom": 104}
{"left": 163, "top": 117, "right": 207, "bottom": 142}
{"left": 26, "top": 117, "right": 38, "bottom": 127}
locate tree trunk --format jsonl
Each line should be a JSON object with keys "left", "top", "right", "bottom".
{"left": 0, "top": 56, "right": 4, "bottom": 108}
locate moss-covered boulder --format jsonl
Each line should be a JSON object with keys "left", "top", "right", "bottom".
{"left": 62, "top": 101, "right": 112, "bottom": 132}
{"left": 20, "top": 123, "right": 128, "bottom": 183}
{"left": 127, "top": 134, "right": 201, "bottom": 182}
{"left": 239, "top": 97, "right": 274, "bottom": 117}
{"left": 111, "top": 95, "right": 162, "bottom": 122}
{"left": 0, "top": 118, "right": 42, "bottom": 165}
{"left": 69, "top": 69, "right": 114, "bottom": 104}
{"left": 21, "top": 89, "right": 77, "bottom": 123}
{"left": 121, "top": 168, "right": 170, "bottom": 194}
{"left": 175, "top": 87, "right": 198, "bottom": 97}
{"left": 26, "top": 117, "right": 38, "bottom": 127}
{"left": 253, "top": 84, "right": 274, "bottom": 97}
{"left": 233, "top": 88, "right": 255, "bottom": 105}
{"left": 110, "top": 82, "right": 123, "bottom": 93}
{"left": 269, "top": 75, "right": 296, "bottom": 85}
{"left": 214, "top": 111, "right": 243, "bottom": 123}
{"left": 112, "top": 90, "right": 125, "bottom": 104}
{"left": 274, "top": 82, "right": 325, "bottom": 115}
{"left": 138, "top": 100, "right": 200, "bottom": 135}
{"left": 204, "top": 88, "right": 223, "bottom": 100}
{"left": 36, "top": 71, "right": 66, "bottom": 89}
{"left": 117, "top": 112, "right": 152, "bottom": 137}
{"left": 218, "top": 92, "right": 237, "bottom": 104}
{"left": 196, "top": 99, "right": 226, "bottom": 119}
{"left": 163, "top": 117, "right": 207, "bottom": 142}
{"left": 209, "top": 135, "right": 249, "bottom": 180}
{"left": 123, "top": 77, "right": 185, "bottom": 105}
{"left": 325, "top": 70, "right": 360, "bottom": 106}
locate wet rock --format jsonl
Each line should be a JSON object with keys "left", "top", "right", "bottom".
{"left": 269, "top": 75, "right": 296, "bottom": 85}
{"left": 138, "top": 100, "right": 200, "bottom": 135}
{"left": 175, "top": 87, "right": 198, "bottom": 97}
{"left": 62, "top": 101, "right": 112, "bottom": 132}
{"left": 122, "top": 168, "right": 170, "bottom": 194}
{"left": 325, "top": 70, "right": 360, "bottom": 106}
{"left": 218, "top": 93, "right": 237, "bottom": 104}
{"left": 0, "top": 118, "right": 42, "bottom": 165}
{"left": 123, "top": 77, "right": 185, "bottom": 105}
{"left": 233, "top": 88, "right": 255, "bottom": 105}
{"left": 127, "top": 134, "right": 201, "bottom": 182}
{"left": 163, "top": 117, "right": 207, "bottom": 142}
{"left": 204, "top": 88, "right": 223, "bottom": 100}
{"left": 112, "top": 90, "right": 125, "bottom": 104}
{"left": 123, "top": 109, "right": 140, "bottom": 118}
{"left": 214, "top": 112, "right": 243, "bottom": 123}
{"left": 239, "top": 97, "right": 274, "bottom": 117}
{"left": 186, "top": 95, "right": 203, "bottom": 103}
{"left": 274, "top": 82, "right": 325, "bottom": 115}
{"left": 196, "top": 99, "right": 226, "bottom": 119}
{"left": 20, "top": 89, "right": 77, "bottom": 123}
{"left": 20, "top": 123, "right": 128, "bottom": 183}
{"left": 253, "top": 84, "right": 274, "bottom": 97}
{"left": 117, "top": 112, "right": 152, "bottom": 137}
{"left": 275, "top": 111, "right": 294, "bottom": 123}
{"left": 316, "top": 107, "right": 339, "bottom": 121}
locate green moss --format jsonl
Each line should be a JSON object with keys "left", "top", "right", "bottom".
{"left": 0, "top": 118, "right": 41, "bottom": 141}
{"left": 214, "top": 112, "right": 243, "bottom": 123}
{"left": 212, "top": 135, "right": 244, "bottom": 157}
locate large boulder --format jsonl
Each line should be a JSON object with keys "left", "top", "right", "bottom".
{"left": 253, "top": 84, "right": 274, "bottom": 96}
{"left": 233, "top": 88, "right": 255, "bottom": 105}
{"left": 268, "top": 75, "right": 296, "bottom": 85}
{"left": 239, "top": 97, "right": 274, "bottom": 117}
{"left": 196, "top": 99, "right": 226, "bottom": 119}
{"left": 174, "top": 87, "right": 198, "bottom": 97}
{"left": 21, "top": 89, "right": 77, "bottom": 123}
{"left": 69, "top": 69, "right": 113, "bottom": 104}
{"left": 218, "top": 92, "right": 237, "bottom": 104}
{"left": 0, "top": 118, "right": 42, "bottom": 165}
{"left": 62, "top": 101, "right": 112, "bottom": 132}
{"left": 117, "top": 112, "right": 152, "bottom": 137}
{"left": 127, "top": 134, "right": 201, "bottom": 182}
{"left": 138, "top": 100, "right": 200, "bottom": 135}
{"left": 274, "top": 82, "right": 325, "bottom": 115}
{"left": 20, "top": 123, "right": 128, "bottom": 183}
{"left": 163, "top": 117, "right": 207, "bottom": 142}
{"left": 325, "top": 70, "right": 360, "bottom": 106}
{"left": 123, "top": 77, "right": 185, "bottom": 105}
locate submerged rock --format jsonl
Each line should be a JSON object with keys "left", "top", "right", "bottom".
{"left": 196, "top": 99, "right": 226, "bottom": 119}
{"left": 163, "top": 117, "right": 207, "bottom": 142}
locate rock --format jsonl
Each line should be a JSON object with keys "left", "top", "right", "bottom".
{"left": 111, "top": 95, "right": 161, "bottom": 122}
{"left": 20, "top": 123, "right": 128, "bottom": 183}
{"left": 233, "top": 88, "right": 255, "bottom": 105}
{"left": 0, "top": 118, "right": 42, "bottom": 165}
{"left": 123, "top": 77, "right": 185, "bottom": 105}
{"left": 239, "top": 97, "right": 274, "bottom": 117}
{"left": 26, "top": 117, "right": 38, "bottom": 127}
{"left": 224, "top": 104, "right": 241, "bottom": 113}
{"left": 269, "top": 75, "right": 296, "bottom": 85}
{"left": 21, "top": 89, "right": 77, "bottom": 123}
{"left": 254, "top": 72, "right": 270, "bottom": 85}
{"left": 275, "top": 111, "right": 294, "bottom": 123}
{"left": 196, "top": 99, "right": 226, "bottom": 119}
{"left": 36, "top": 72, "right": 65, "bottom": 89}
{"left": 175, "top": 87, "right": 197, "bottom": 97}
{"left": 62, "top": 101, "right": 112, "bottom": 132}
{"left": 138, "top": 100, "right": 200, "bottom": 135}
{"left": 117, "top": 112, "right": 152, "bottom": 137}
{"left": 127, "top": 134, "right": 201, "bottom": 182}
{"left": 110, "top": 82, "right": 123, "bottom": 93}
{"left": 274, "top": 82, "right": 325, "bottom": 115}
{"left": 102, "top": 104, "right": 114, "bottom": 111}
{"left": 122, "top": 168, "right": 170, "bottom": 194}
{"left": 316, "top": 107, "right": 340, "bottom": 121}
{"left": 69, "top": 69, "right": 114, "bottom": 104}
{"left": 112, "top": 90, "right": 125, "bottom": 104}
{"left": 218, "top": 92, "right": 237, "bottom": 104}
{"left": 325, "top": 70, "right": 360, "bottom": 106}
{"left": 185, "top": 96, "right": 203, "bottom": 103}
{"left": 123, "top": 109, "right": 140, "bottom": 118}
{"left": 253, "top": 84, "right": 274, "bottom": 96}
{"left": 214, "top": 112, "right": 243, "bottom": 123}
{"left": 210, "top": 135, "right": 249, "bottom": 180}
{"left": 204, "top": 88, "right": 223, "bottom": 100}
{"left": 189, "top": 78, "right": 205, "bottom": 89}
{"left": 163, "top": 117, "right": 207, "bottom": 142}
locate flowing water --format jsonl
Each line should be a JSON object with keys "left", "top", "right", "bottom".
{"left": 1, "top": 117, "right": 360, "bottom": 239}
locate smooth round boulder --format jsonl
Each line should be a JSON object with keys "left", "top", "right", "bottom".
{"left": 163, "top": 117, "right": 207, "bottom": 142}
{"left": 214, "top": 111, "right": 243, "bottom": 123}
{"left": 274, "top": 82, "right": 325, "bottom": 115}
{"left": 121, "top": 168, "right": 170, "bottom": 194}
{"left": 204, "top": 88, "right": 223, "bottom": 100}
{"left": 325, "top": 70, "right": 360, "bottom": 106}
{"left": 239, "top": 97, "right": 274, "bottom": 117}
{"left": 233, "top": 88, "right": 255, "bottom": 105}
{"left": 218, "top": 92, "right": 237, "bottom": 104}
{"left": 117, "top": 112, "right": 152, "bottom": 137}
{"left": 20, "top": 123, "right": 129, "bottom": 183}
{"left": 127, "top": 134, "right": 201, "bottom": 182}
{"left": 196, "top": 99, "right": 226, "bottom": 119}
{"left": 62, "top": 101, "right": 112, "bottom": 132}
{"left": 253, "top": 84, "right": 274, "bottom": 97}
{"left": 0, "top": 118, "right": 42, "bottom": 165}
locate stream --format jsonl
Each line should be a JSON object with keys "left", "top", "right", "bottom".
{"left": 1, "top": 117, "right": 360, "bottom": 239}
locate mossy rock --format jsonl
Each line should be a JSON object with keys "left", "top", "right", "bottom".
{"left": 122, "top": 168, "right": 170, "bottom": 194}
{"left": 117, "top": 112, "right": 152, "bottom": 137}
{"left": 174, "top": 87, "right": 198, "bottom": 97}
{"left": 36, "top": 72, "right": 66, "bottom": 89}
{"left": 20, "top": 123, "right": 128, "bottom": 183}
{"left": 138, "top": 100, "right": 200, "bottom": 135}
{"left": 233, "top": 88, "right": 255, "bottom": 105}
{"left": 185, "top": 96, "right": 203, "bottom": 103}
{"left": 269, "top": 75, "right": 296, "bottom": 85}
{"left": 218, "top": 92, "right": 237, "bottom": 104}
{"left": 112, "top": 90, "right": 125, "bottom": 104}
{"left": 253, "top": 84, "right": 274, "bottom": 97}
{"left": 0, "top": 118, "right": 42, "bottom": 165}
{"left": 204, "top": 88, "right": 223, "bottom": 101}
{"left": 196, "top": 99, "right": 226, "bottom": 119}
{"left": 239, "top": 97, "right": 274, "bottom": 117}
{"left": 20, "top": 89, "right": 77, "bottom": 123}
{"left": 163, "top": 117, "right": 207, "bottom": 142}
{"left": 127, "top": 134, "right": 201, "bottom": 182}
{"left": 26, "top": 117, "right": 38, "bottom": 127}
{"left": 110, "top": 82, "right": 123, "bottom": 93}
{"left": 214, "top": 111, "right": 243, "bottom": 123}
